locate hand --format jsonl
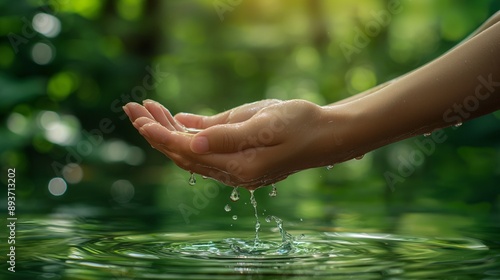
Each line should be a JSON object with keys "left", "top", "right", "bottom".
{"left": 123, "top": 99, "right": 337, "bottom": 189}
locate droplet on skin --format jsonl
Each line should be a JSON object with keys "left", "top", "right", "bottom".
{"left": 269, "top": 184, "right": 277, "bottom": 197}
{"left": 188, "top": 173, "right": 196, "bottom": 186}
{"left": 232, "top": 215, "right": 238, "bottom": 220}
{"left": 230, "top": 187, "right": 240, "bottom": 202}
{"left": 224, "top": 204, "right": 231, "bottom": 212}
{"left": 355, "top": 154, "right": 365, "bottom": 160}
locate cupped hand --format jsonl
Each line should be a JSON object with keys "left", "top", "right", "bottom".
{"left": 123, "top": 99, "right": 333, "bottom": 189}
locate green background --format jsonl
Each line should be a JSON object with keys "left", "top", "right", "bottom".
{"left": 1, "top": 0, "right": 499, "bottom": 232}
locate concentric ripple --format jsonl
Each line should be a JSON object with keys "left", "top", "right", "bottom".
{"left": 60, "top": 231, "right": 497, "bottom": 279}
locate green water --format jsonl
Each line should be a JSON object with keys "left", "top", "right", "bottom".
{"left": 1, "top": 202, "right": 499, "bottom": 280}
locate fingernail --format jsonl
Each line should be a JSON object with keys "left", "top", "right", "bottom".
{"left": 122, "top": 106, "right": 131, "bottom": 116}
{"left": 191, "top": 136, "right": 209, "bottom": 154}
{"left": 143, "top": 99, "right": 155, "bottom": 105}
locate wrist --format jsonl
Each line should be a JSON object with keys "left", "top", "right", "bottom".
{"left": 317, "top": 103, "right": 365, "bottom": 165}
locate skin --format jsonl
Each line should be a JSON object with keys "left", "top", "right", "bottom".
{"left": 124, "top": 13, "right": 500, "bottom": 190}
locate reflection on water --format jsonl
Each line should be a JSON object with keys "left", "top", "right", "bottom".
{"left": 3, "top": 212, "right": 500, "bottom": 280}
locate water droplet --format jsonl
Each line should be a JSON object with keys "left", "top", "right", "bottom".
{"left": 265, "top": 215, "right": 272, "bottom": 223}
{"left": 326, "top": 165, "right": 334, "bottom": 170}
{"left": 423, "top": 132, "right": 431, "bottom": 137}
{"left": 202, "top": 175, "right": 208, "bottom": 179}
{"left": 355, "top": 154, "right": 365, "bottom": 160}
{"left": 232, "top": 215, "right": 238, "bottom": 220}
{"left": 230, "top": 187, "right": 240, "bottom": 202}
{"left": 188, "top": 173, "right": 196, "bottom": 186}
{"left": 300, "top": 218, "right": 303, "bottom": 222}
{"left": 454, "top": 122, "right": 462, "bottom": 128}
{"left": 269, "top": 184, "right": 277, "bottom": 197}
{"left": 224, "top": 204, "right": 231, "bottom": 212}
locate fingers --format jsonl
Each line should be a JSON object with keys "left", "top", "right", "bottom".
{"left": 190, "top": 115, "right": 281, "bottom": 154}
{"left": 123, "top": 102, "right": 155, "bottom": 122}
{"left": 132, "top": 116, "right": 291, "bottom": 188}
{"left": 138, "top": 121, "right": 193, "bottom": 154}
{"left": 189, "top": 123, "right": 247, "bottom": 154}
{"left": 174, "top": 111, "right": 230, "bottom": 129}
{"left": 143, "top": 100, "right": 185, "bottom": 131}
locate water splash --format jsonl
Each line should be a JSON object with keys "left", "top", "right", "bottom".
{"left": 188, "top": 173, "right": 196, "bottom": 186}
{"left": 229, "top": 187, "right": 240, "bottom": 202}
{"left": 265, "top": 215, "right": 294, "bottom": 253}
{"left": 269, "top": 184, "right": 277, "bottom": 197}
{"left": 249, "top": 190, "right": 260, "bottom": 247}
{"left": 224, "top": 204, "right": 231, "bottom": 212}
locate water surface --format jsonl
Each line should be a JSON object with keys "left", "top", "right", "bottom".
{"left": 2, "top": 208, "right": 499, "bottom": 280}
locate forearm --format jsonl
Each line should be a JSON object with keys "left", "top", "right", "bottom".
{"left": 331, "top": 11, "right": 500, "bottom": 108}
{"left": 323, "top": 21, "right": 500, "bottom": 163}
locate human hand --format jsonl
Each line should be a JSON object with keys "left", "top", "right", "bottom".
{"left": 123, "top": 99, "right": 338, "bottom": 189}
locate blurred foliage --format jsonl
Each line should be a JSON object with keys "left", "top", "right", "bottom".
{"left": 0, "top": 0, "right": 499, "bottom": 228}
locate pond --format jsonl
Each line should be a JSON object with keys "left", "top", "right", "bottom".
{"left": 2, "top": 185, "right": 499, "bottom": 280}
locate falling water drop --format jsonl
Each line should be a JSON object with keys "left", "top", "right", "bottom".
{"left": 230, "top": 187, "right": 240, "bottom": 202}
{"left": 326, "top": 165, "right": 334, "bottom": 170}
{"left": 269, "top": 184, "right": 277, "bottom": 197}
{"left": 355, "top": 154, "right": 365, "bottom": 160}
{"left": 232, "top": 215, "right": 238, "bottom": 220}
{"left": 454, "top": 122, "right": 462, "bottom": 128}
{"left": 224, "top": 204, "right": 231, "bottom": 212}
{"left": 188, "top": 173, "right": 196, "bottom": 186}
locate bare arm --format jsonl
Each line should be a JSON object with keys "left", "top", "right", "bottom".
{"left": 321, "top": 20, "right": 500, "bottom": 162}
{"left": 332, "top": 11, "right": 500, "bottom": 106}
{"left": 124, "top": 13, "right": 500, "bottom": 189}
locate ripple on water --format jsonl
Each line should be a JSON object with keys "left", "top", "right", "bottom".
{"left": 61, "top": 231, "right": 495, "bottom": 279}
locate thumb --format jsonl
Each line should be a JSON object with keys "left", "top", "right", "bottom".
{"left": 190, "top": 122, "right": 268, "bottom": 154}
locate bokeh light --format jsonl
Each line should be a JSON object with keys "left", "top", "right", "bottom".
{"left": 32, "top": 13, "right": 61, "bottom": 38}
{"left": 111, "top": 180, "right": 135, "bottom": 204}
{"left": 31, "top": 42, "right": 55, "bottom": 65}
{"left": 38, "top": 111, "right": 80, "bottom": 146}
{"left": 48, "top": 177, "right": 67, "bottom": 196}
{"left": 62, "top": 163, "right": 84, "bottom": 184}
{"left": 7, "top": 112, "right": 29, "bottom": 135}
